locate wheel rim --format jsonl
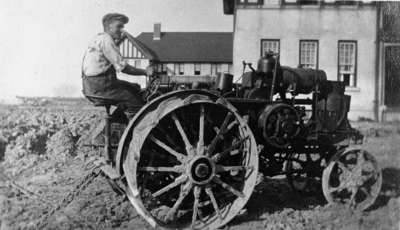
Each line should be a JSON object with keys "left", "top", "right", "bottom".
{"left": 258, "top": 104, "right": 301, "bottom": 149}
{"left": 322, "top": 148, "right": 382, "bottom": 210}
{"left": 123, "top": 95, "right": 258, "bottom": 229}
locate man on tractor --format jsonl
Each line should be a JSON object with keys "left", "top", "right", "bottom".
{"left": 81, "top": 13, "right": 153, "bottom": 117}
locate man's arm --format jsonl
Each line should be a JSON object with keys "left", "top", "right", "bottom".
{"left": 121, "top": 64, "right": 146, "bottom": 75}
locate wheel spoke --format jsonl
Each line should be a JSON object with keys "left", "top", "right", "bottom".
{"left": 359, "top": 186, "right": 370, "bottom": 197}
{"left": 198, "top": 105, "right": 205, "bottom": 155}
{"left": 212, "top": 136, "right": 249, "bottom": 162}
{"left": 212, "top": 176, "right": 245, "bottom": 198}
{"left": 208, "top": 113, "right": 233, "bottom": 155}
{"left": 171, "top": 113, "right": 194, "bottom": 155}
{"left": 216, "top": 165, "right": 253, "bottom": 173}
{"left": 328, "top": 184, "right": 347, "bottom": 193}
{"left": 152, "top": 175, "right": 188, "bottom": 197}
{"left": 349, "top": 186, "right": 358, "bottom": 207}
{"left": 166, "top": 182, "right": 192, "bottom": 221}
{"left": 205, "top": 186, "right": 222, "bottom": 221}
{"left": 336, "top": 161, "right": 352, "bottom": 174}
{"left": 191, "top": 186, "right": 201, "bottom": 228}
{"left": 149, "top": 135, "right": 186, "bottom": 162}
{"left": 138, "top": 165, "right": 184, "bottom": 173}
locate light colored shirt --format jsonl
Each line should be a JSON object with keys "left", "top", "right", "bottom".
{"left": 82, "top": 33, "right": 127, "bottom": 76}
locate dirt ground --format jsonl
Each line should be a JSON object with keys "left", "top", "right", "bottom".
{"left": 0, "top": 104, "right": 399, "bottom": 230}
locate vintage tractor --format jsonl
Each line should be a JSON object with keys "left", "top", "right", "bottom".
{"left": 86, "top": 53, "right": 382, "bottom": 230}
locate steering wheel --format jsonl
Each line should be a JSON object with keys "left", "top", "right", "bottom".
{"left": 142, "top": 75, "right": 161, "bottom": 102}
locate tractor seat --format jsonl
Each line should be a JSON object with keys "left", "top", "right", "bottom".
{"left": 84, "top": 93, "right": 120, "bottom": 107}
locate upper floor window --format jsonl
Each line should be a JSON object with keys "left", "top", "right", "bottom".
{"left": 299, "top": 40, "right": 318, "bottom": 69}
{"left": 338, "top": 41, "right": 357, "bottom": 87}
{"left": 261, "top": 39, "right": 280, "bottom": 57}
{"left": 194, "top": 64, "right": 201, "bottom": 75}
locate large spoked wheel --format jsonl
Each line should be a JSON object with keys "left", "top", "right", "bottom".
{"left": 123, "top": 94, "right": 258, "bottom": 229}
{"left": 286, "top": 152, "right": 326, "bottom": 195}
{"left": 322, "top": 148, "right": 382, "bottom": 210}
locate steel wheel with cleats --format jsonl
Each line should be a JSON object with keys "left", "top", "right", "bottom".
{"left": 123, "top": 92, "right": 258, "bottom": 229}
{"left": 322, "top": 147, "right": 382, "bottom": 210}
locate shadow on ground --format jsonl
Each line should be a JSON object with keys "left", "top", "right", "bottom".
{"left": 230, "top": 177, "right": 327, "bottom": 224}
{"left": 369, "top": 167, "right": 400, "bottom": 210}
{"left": 232, "top": 167, "right": 400, "bottom": 225}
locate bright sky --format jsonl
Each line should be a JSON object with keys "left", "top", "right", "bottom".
{"left": 0, "top": 0, "right": 233, "bottom": 102}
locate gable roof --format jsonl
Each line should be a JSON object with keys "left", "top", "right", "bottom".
{"left": 135, "top": 32, "right": 233, "bottom": 63}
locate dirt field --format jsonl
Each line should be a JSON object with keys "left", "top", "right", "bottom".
{"left": 0, "top": 104, "right": 399, "bottom": 230}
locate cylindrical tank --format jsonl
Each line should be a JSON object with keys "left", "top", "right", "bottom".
{"left": 215, "top": 73, "right": 233, "bottom": 92}
{"left": 257, "top": 55, "right": 276, "bottom": 73}
{"left": 281, "top": 67, "right": 327, "bottom": 94}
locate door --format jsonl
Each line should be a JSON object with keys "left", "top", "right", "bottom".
{"left": 384, "top": 46, "right": 400, "bottom": 107}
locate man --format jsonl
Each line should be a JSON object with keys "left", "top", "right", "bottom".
{"left": 82, "top": 13, "right": 152, "bottom": 116}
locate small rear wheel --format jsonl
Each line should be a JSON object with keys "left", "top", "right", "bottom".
{"left": 322, "top": 148, "right": 382, "bottom": 210}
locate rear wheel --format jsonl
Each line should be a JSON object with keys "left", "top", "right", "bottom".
{"left": 123, "top": 94, "right": 258, "bottom": 229}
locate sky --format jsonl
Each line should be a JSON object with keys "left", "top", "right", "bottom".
{"left": 0, "top": 0, "right": 233, "bottom": 102}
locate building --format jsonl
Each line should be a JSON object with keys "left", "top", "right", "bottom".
{"left": 117, "top": 24, "right": 233, "bottom": 87}
{"left": 224, "top": 0, "right": 400, "bottom": 121}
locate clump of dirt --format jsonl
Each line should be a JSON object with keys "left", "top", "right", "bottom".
{"left": 46, "top": 128, "right": 77, "bottom": 162}
{"left": 0, "top": 135, "right": 6, "bottom": 161}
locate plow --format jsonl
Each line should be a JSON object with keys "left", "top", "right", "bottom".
{"left": 82, "top": 52, "right": 382, "bottom": 229}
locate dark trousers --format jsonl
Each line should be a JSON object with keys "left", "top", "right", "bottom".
{"left": 82, "top": 67, "right": 144, "bottom": 113}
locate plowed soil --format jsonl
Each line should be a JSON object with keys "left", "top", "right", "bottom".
{"left": 0, "top": 104, "right": 399, "bottom": 230}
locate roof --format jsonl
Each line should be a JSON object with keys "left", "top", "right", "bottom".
{"left": 136, "top": 32, "right": 233, "bottom": 63}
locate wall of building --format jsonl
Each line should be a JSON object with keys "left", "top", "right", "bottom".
{"left": 233, "top": 5, "right": 378, "bottom": 120}
{"left": 161, "top": 63, "right": 233, "bottom": 76}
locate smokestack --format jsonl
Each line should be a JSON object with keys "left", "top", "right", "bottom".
{"left": 154, "top": 23, "right": 161, "bottom": 40}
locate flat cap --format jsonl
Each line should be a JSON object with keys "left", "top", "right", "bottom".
{"left": 102, "top": 13, "right": 129, "bottom": 27}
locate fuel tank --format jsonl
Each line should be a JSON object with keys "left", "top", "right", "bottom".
{"left": 281, "top": 67, "right": 327, "bottom": 95}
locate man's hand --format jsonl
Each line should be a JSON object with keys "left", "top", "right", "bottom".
{"left": 146, "top": 65, "right": 155, "bottom": 77}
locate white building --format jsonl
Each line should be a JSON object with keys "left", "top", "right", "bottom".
{"left": 224, "top": 0, "right": 400, "bottom": 121}
{"left": 118, "top": 24, "right": 233, "bottom": 87}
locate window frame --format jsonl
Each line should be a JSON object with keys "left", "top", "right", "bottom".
{"left": 260, "top": 39, "right": 280, "bottom": 57}
{"left": 194, "top": 63, "right": 201, "bottom": 75}
{"left": 283, "top": 0, "right": 320, "bottom": 5}
{"left": 299, "top": 40, "right": 319, "bottom": 69}
{"left": 337, "top": 40, "right": 358, "bottom": 87}
{"left": 236, "top": 0, "right": 264, "bottom": 5}
{"left": 179, "top": 64, "right": 184, "bottom": 75}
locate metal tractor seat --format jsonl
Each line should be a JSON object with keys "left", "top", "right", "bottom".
{"left": 84, "top": 93, "right": 120, "bottom": 163}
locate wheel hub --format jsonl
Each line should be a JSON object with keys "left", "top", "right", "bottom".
{"left": 188, "top": 157, "right": 215, "bottom": 185}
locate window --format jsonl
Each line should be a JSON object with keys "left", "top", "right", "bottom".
{"left": 216, "top": 65, "right": 222, "bottom": 74}
{"left": 338, "top": 41, "right": 357, "bottom": 87}
{"left": 211, "top": 64, "right": 218, "bottom": 76}
{"left": 194, "top": 64, "right": 201, "bottom": 75}
{"left": 174, "top": 63, "right": 184, "bottom": 75}
{"left": 237, "top": 0, "right": 263, "bottom": 5}
{"left": 284, "top": 0, "right": 319, "bottom": 4}
{"left": 158, "top": 64, "right": 167, "bottom": 74}
{"left": 261, "top": 39, "right": 280, "bottom": 57}
{"left": 134, "top": 60, "right": 141, "bottom": 68}
{"left": 299, "top": 40, "right": 318, "bottom": 69}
